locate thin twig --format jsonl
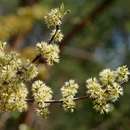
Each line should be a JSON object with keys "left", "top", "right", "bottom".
{"left": 26, "top": 95, "right": 89, "bottom": 104}
{"left": 31, "top": 54, "right": 41, "bottom": 63}
{"left": 31, "top": 25, "right": 59, "bottom": 64}
{"left": 48, "top": 25, "right": 59, "bottom": 44}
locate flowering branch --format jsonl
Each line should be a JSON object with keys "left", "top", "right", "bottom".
{"left": 26, "top": 95, "right": 89, "bottom": 104}
{"left": 0, "top": 4, "right": 129, "bottom": 119}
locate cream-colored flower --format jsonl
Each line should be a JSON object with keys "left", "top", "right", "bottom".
{"left": 61, "top": 80, "right": 79, "bottom": 112}
{"left": 0, "top": 65, "right": 16, "bottom": 81}
{"left": 7, "top": 51, "right": 22, "bottom": 69}
{"left": 86, "top": 66, "right": 129, "bottom": 114}
{"left": 0, "top": 82, "right": 28, "bottom": 112}
{"left": 24, "top": 63, "right": 38, "bottom": 80}
{"left": 50, "top": 29, "right": 64, "bottom": 42}
{"left": 94, "top": 103, "right": 113, "bottom": 114}
{"left": 36, "top": 107, "right": 50, "bottom": 119}
{"left": 36, "top": 42, "right": 60, "bottom": 65}
{"left": 32, "top": 80, "right": 53, "bottom": 118}
{"left": 107, "top": 82, "right": 123, "bottom": 102}
{"left": 99, "top": 69, "right": 116, "bottom": 85}
{"left": 62, "top": 96, "right": 76, "bottom": 112}
{"left": 116, "top": 65, "right": 130, "bottom": 83}
{"left": 44, "top": 8, "right": 62, "bottom": 27}
{"left": 86, "top": 78, "right": 104, "bottom": 99}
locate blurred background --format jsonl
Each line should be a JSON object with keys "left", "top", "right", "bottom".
{"left": 0, "top": 0, "right": 130, "bottom": 130}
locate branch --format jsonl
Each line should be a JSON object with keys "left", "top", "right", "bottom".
{"left": 19, "top": 0, "right": 39, "bottom": 7}
{"left": 25, "top": 80, "right": 127, "bottom": 105}
{"left": 26, "top": 95, "right": 89, "bottom": 104}
{"left": 63, "top": 46, "right": 94, "bottom": 60}
{"left": 48, "top": 25, "right": 59, "bottom": 44}
{"left": 31, "top": 25, "right": 59, "bottom": 64}
{"left": 60, "top": 0, "right": 116, "bottom": 50}
{"left": 31, "top": 54, "right": 42, "bottom": 63}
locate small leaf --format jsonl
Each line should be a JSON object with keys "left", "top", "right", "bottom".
{"left": 60, "top": 2, "right": 65, "bottom": 12}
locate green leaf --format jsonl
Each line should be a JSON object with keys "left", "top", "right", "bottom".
{"left": 60, "top": 2, "right": 65, "bottom": 12}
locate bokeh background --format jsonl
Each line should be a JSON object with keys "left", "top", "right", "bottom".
{"left": 0, "top": 0, "right": 130, "bottom": 130}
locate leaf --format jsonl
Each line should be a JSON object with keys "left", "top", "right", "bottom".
{"left": 60, "top": 2, "right": 65, "bottom": 12}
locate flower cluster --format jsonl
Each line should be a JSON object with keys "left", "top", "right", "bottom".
{"left": 32, "top": 80, "right": 53, "bottom": 118}
{"left": 86, "top": 65, "right": 129, "bottom": 114}
{"left": 36, "top": 42, "right": 60, "bottom": 65}
{"left": 21, "top": 61, "right": 38, "bottom": 81}
{"left": 36, "top": 4, "right": 67, "bottom": 66}
{"left": 44, "top": 3, "right": 68, "bottom": 28}
{"left": 44, "top": 8, "right": 62, "bottom": 28}
{"left": 0, "top": 41, "right": 38, "bottom": 112}
{"left": 0, "top": 80, "right": 28, "bottom": 112}
{"left": 61, "top": 80, "right": 79, "bottom": 112}
{"left": 116, "top": 65, "right": 130, "bottom": 83}
{"left": 99, "top": 69, "right": 116, "bottom": 85}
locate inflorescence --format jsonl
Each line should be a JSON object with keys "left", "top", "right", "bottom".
{"left": 0, "top": 4, "right": 130, "bottom": 118}
{"left": 61, "top": 80, "right": 79, "bottom": 112}
{"left": 35, "top": 4, "right": 67, "bottom": 65}
{"left": 32, "top": 80, "right": 53, "bottom": 118}
{"left": 86, "top": 66, "right": 129, "bottom": 114}
{"left": 0, "top": 41, "right": 38, "bottom": 112}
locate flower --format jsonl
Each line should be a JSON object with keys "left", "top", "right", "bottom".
{"left": 7, "top": 51, "right": 22, "bottom": 69}
{"left": 50, "top": 29, "right": 64, "bottom": 43}
{"left": 24, "top": 63, "right": 38, "bottom": 80}
{"left": 0, "top": 65, "right": 16, "bottom": 81}
{"left": 32, "top": 80, "right": 53, "bottom": 118}
{"left": 0, "top": 41, "right": 37, "bottom": 112}
{"left": 44, "top": 8, "right": 62, "bottom": 27}
{"left": 86, "top": 65, "right": 129, "bottom": 114}
{"left": 36, "top": 107, "right": 50, "bottom": 119}
{"left": 86, "top": 78, "right": 104, "bottom": 99}
{"left": 94, "top": 103, "right": 113, "bottom": 114}
{"left": 0, "top": 82, "right": 28, "bottom": 112}
{"left": 61, "top": 80, "right": 79, "bottom": 112}
{"left": 107, "top": 82, "right": 123, "bottom": 102}
{"left": 36, "top": 41, "right": 60, "bottom": 65}
{"left": 62, "top": 96, "right": 76, "bottom": 112}
{"left": 86, "top": 78, "right": 108, "bottom": 113}
{"left": 116, "top": 65, "right": 130, "bottom": 83}
{"left": 99, "top": 69, "right": 116, "bottom": 85}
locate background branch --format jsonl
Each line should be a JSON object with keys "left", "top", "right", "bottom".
{"left": 63, "top": 46, "right": 94, "bottom": 61}
{"left": 60, "top": 0, "right": 116, "bottom": 50}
